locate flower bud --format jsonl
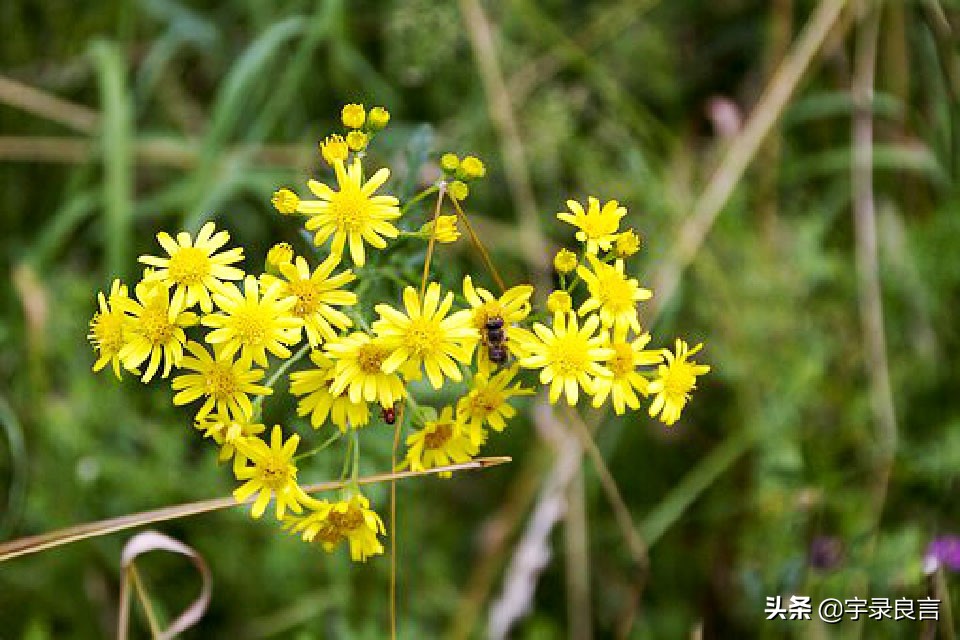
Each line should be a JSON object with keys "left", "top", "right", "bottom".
{"left": 615, "top": 229, "right": 641, "bottom": 257}
{"left": 272, "top": 188, "right": 300, "bottom": 215}
{"left": 346, "top": 130, "right": 369, "bottom": 151}
{"left": 320, "top": 135, "right": 348, "bottom": 165}
{"left": 546, "top": 290, "right": 572, "bottom": 314}
{"left": 448, "top": 180, "right": 469, "bottom": 201}
{"left": 265, "top": 242, "right": 294, "bottom": 274}
{"left": 553, "top": 248, "right": 578, "bottom": 273}
{"left": 440, "top": 153, "right": 460, "bottom": 173}
{"left": 459, "top": 156, "right": 486, "bottom": 180}
{"left": 341, "top": 103, "right": 366, "bottom": 129}
{"left": 368, "top": 106, "right": 390, "bottom": 130}
{"left": 421, "top": 215, "right": 460, "bottom": 243}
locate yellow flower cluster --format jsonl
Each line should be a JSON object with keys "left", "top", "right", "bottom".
{"left": 88, "top": 104, "right": 709, "bottom": 563}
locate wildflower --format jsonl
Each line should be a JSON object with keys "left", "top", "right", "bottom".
{"left": 457, "top": 367, "right": 532, "bottom": 432}
{"left": 290, "top": 351, "right": 370, "bottom": 431}
{"left": 171, "top": 341, "right": 271, "bottom": 420}
{"left": 516, "top": 311, "right": 613, "bottom": 406}
{"left": 272, "top": 188, "right": 301, "bottom": 215}
{"left": 546, "top": 290, "right": 572, "bottom": 314}
{"left": 590, "top": 330, "right": 662, "bottom": 415}
{"left": 459, "top": 156, "right": 486, "bottom": 179}
{"left": 368, "top": 106, "right": 390, "bottom": 130}
{"left": 299, "top": 158, "right": 401, "bottom": 267}
{"left": 553, "top": 248, "right": 578, "bottom": 274}
{"left": 448, "top": 180, "right": 469, "bottom": 201}
{"left": 285, "top": 493, "right": 385, "bottom": 561}
{"left": 647, "top": 339, "right": 710, "bottom": 425}
{"left": 265, "top": 242, "right": 294, "bottom": 274}
{"left": 116, "top": 281, "right": 197, "bottom": 382}
{"left": 405, "top": 407, "right": 480, "bottom": 477}
{"left": 577, "top": 255, "right": 651, "bottom": 332}
{"left": 320, "top": 134, "right": 349, "bottom": 166}
{"left": 372, "top": 283, "right": 477, "bottom": 389}
{"left": 346, "top": 130, "right": 368, "bottom": 152}
{"left": 421, "top": 215, "right": 460, "bottom": 243}
{"left": 341, "top": 103, "right": 366, "bottom": 129}
{"left": 615, "top": 229, "right": 641, "bottom": 257}
{"left": 266, "top": 255, "right": 357, "bottom": 347}
{"left": 203, "top": 275, "right": 301, "bottom": 367}
{"left": 89, "top": 279, "right": 130, "bottom": 379}
{"left": 440, "top": 153, "right": 460, "bottom": 173}
{"left": 196, "top": 411, "right": 266, "bottom": 464}
{"left": 324, "top": 332, "right": 406, "bottom": 407}
{"left": 924, "top": 536, "right": 960, "bottom": 574}
{"left": 557, "top": 197, "right": 626, "bottom": 254}
{"left": 233, "top": 425, "right": 309, "bottom": 520}
{"left": 137, "top": 221, "right": 245, "bottom": 313}
{"left": 462, "top": 275, "right": 533, "bottom": 365}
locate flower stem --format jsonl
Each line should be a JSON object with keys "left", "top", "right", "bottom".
{"left": 419, "top": 185, "right": 447, "bottom": 300}
{"left": 294, "top": 430, "right": 342, "bottom": 461}
{"left": 400, "top": 184, "right": 439, "bottom": 215}
{"left": 447, "top": 195, "right": 506, "bottom": 293}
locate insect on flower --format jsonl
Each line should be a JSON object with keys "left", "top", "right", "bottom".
{"left": 382, "top": 404, "right": 397, "bottom": 425}
{"left": 485, "top": 315, "right": 508, "bottom": 365}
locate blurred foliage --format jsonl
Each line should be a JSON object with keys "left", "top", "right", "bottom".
{"left": 1, "top": 0, "right": 960, "bottom": 638}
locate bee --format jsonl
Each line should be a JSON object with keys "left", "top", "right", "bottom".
{"left": 485, "top": 315, "right": 508, "bottom": 365}
{"left": 381, "top": 404, "right": 397, "bottom": 425}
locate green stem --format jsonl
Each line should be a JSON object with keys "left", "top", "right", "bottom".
{"left": 351, "top": 428, "right": 360, "bottom": 483}
{"left": 400, "top": 184, "right": 439, "bottom": 215}
{"left": 252, "top": 343, "right": 312, "bottom": 419}
{"left": 294, "top": 430, "right": 342, "bottom": 461}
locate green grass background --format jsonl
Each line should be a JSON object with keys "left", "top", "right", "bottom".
{"left": 1, "top": 0, "right": 959, "bottom": 637}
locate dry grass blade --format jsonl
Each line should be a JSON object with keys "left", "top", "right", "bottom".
{"left": 0, "top": 457, "right": 511, "bottom": 563}
{"left": 0, "top": 74, "right": 99, "bottom": 133}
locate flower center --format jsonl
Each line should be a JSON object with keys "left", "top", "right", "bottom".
{"left": 582, "top": 215, "right": 615, "bottom": 239}
{"left": 472, "top": 302, "right": 503, "bottom": 331}
{"left": 406, "top": 318, "right": 442, "bottom": 356}
{"left": 424, "top": 422, "right": 455, "bottom": 449}
{"left": 548, "top": 334, "right": 589, "bottom": 377}
{"left": 259, "top": 456, "right": 293, "bottom": 490}
{"left": 467, "top": 389, "right": 502, "bottom": 416}
{"left": 609, "top": 343, "right": 635, "bottom": 377}
{"left": 594, "top": 271, "right": 635, "bottom": 311}
{"left": 92, "top": 312, "right": 126, "bottom": 353}
{"left": 231, "top": 307, "right": 269, "bottom": 346}
{"left": 138, "top": 299, "right": 175, "bottom": 345}
{"left": 286, "top": 280, "right": 322, "bottom": 317}
{"left": 662, "top": 362, "right": 697, "bottom": 397}
{"left": 357, "top": 343, "right": 389, "bottom": 374}
{"left": 329, "top": 188, "right": 370, "bottom": 233}
{"left": 167, "top": 247, "right": 210, "bottom": 286}
{"left": 204, "top": 362, "right": 240, "bottom": 399}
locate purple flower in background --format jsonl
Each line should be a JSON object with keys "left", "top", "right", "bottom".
{"left": 923, "top": 536, "right": 960, "bottom": 574}
{"left": 808, "top": 536, "right": 843, "bottom": 571}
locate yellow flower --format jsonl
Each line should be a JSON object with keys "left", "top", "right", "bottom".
{"left": 324, "top": 332, "right": 406, "bottom": 407}
{"left": 137, "top": 222, "right": 245, "bottom": 313}
{"left": 516, "top": 311, "right": 613, "bottom": 405}
{"left": 341, "top": 103, "right": 366, "bottom": 129}
{"left": 462, "top": 275, "right": 533, "bottom": 366}
{"left": 557, "top": 197, "right": 626, "bottom": 254}
{"left": 89, "top": 279, "right": 131, "bottom": 379}
{"left": 553, "top": 248, "right": 578, "bottom": 273}
{"left": 421, "top": 215, "right": 460, "bottom": 243}
{"left": 577, "top": 255, "right": 651, "bottom": 332}
{"left": 265, "top": 242, "right": 294, "bottom": 274}
{"left": 440, "top": 153, "right": 460, "bottom": 173}
{"left": 647, "top": 339, "right": 710, "bottom": 426}
{"left": 265, "top": 255, "right": 357, "bottom": 348}
{"left": 233, "top": 425, "right": 309, "bottom": 520}
{"left": 615, "top": 229, "right": 641, "bottom": 257}
{"left": 290, "top": 351, "right": 370, "bottom": 431}
{"left": 320, "top": 134, "right": 349, "bottom": 166}
{"left": 447, "top": 180, "right": 469, "bottom": 201}
{"left": 405, "top": 407, "right": 480, "bottom": 477}
{"left": 117, "top": 281, "right": 197, "bottom": 382}
{"left": 203, "top": 275, "right": 301, "bottom": 367}
{"left": 591, "top": 330, "right": 663, "bottom": 415}
{"left": 346, "top": 130, "right": 368, "bottom": 151}
{"left": 171, "top": 341, "right": 271, "bottom": 420}
{"left": 546, "top": 290, "right": 572, "bottom": 314}
{"left": 299, "top": 158, "right": 401, "bottom": 267}
{"left": 368, "top": 106, "right": 390, "bottom": 130}
{"left": 195, "top": 411, "right": 266, "bottom": 464}
{"left": 458, "top": 155, "right": 486, "bottom": 179}
{"left": 457, "top": 367, "right": 532, "bottom": 432}
{"left": 285, "top": 493, "right": 385, "bottom": 561}
{"left": 272, "top": 188, "right": 301, "bottom": 215}
{"left": 372, "top": 284, "right": 477, "bottom": 389}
